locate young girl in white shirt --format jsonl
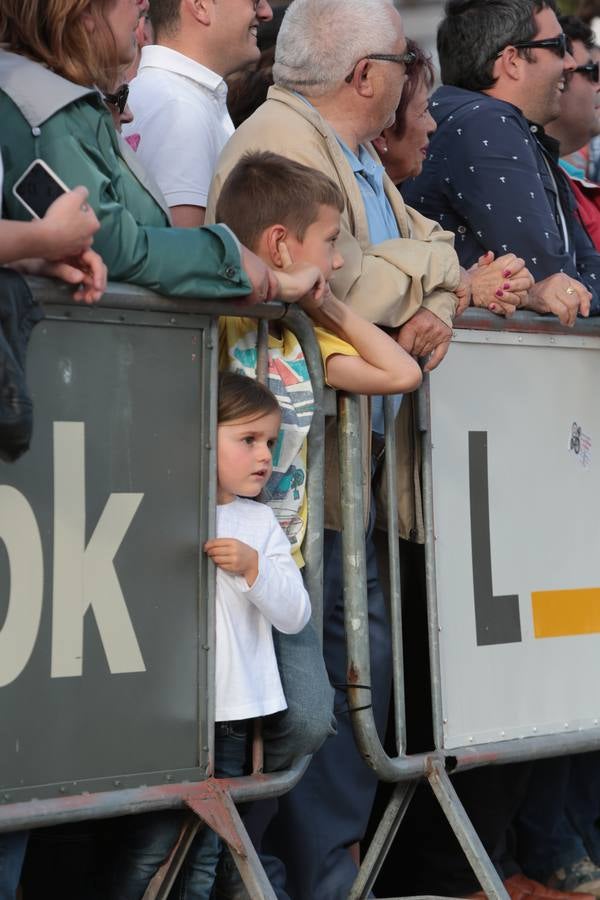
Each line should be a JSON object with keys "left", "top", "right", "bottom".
{"left": 172, "top": 371, "right": 311, "bottom": 897}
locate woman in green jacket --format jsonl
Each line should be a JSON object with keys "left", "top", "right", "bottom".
{"left": 0, "top": 0, "right": 318, "bottom": 305}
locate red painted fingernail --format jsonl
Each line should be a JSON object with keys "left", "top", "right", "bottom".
{"left": 503, "top": 269, "right": 512, "bottom": 277}
{"left": 490, "top": 303, "right": 497, "bottom": 311}
{"left": 503, "top": 282, "right": 511, "bottom": 290}
{"left": 495, "top": 289, "right": 504, "bottom": 298}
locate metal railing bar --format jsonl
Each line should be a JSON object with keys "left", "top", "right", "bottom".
{"left": 383, "top": 394, "right": 407, "bottom": 757}
{"left": 418, "top": 376, "right": 445, "bottom": 752}
{"left": 27, "top": 276, "right": 288, "bottom": 321}
{"left": 427, "top": 758, "right": 509, "bottom": 900}
{"left": 337, "top": 392, "right": 427, "bottom": 783}
{"left": 348, "top": 780, "right": 417, "bottom": 900}
{"left": 282, "top": 305, "right": 326, "bottom": 633}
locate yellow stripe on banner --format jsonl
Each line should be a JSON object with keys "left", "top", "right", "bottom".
{"left": 532, "top": 588, "right": 600, "bottom": 638}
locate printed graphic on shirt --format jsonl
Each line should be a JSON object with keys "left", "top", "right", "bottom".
{"left": 220, "top": 319, "right": 314, "bottom": 556}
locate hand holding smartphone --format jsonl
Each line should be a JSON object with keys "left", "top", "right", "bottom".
{"left": 12, "top": 159, "right": 100, "bottom": 260}
{"left": 12, "top": 158, "right": 69, "bottom": 219}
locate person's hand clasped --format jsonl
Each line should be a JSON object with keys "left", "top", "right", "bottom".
{"left": 454, "top": 268, "right": 472, "bottom": 317}
{"left": 205, "top": 537, "right": 259, "bottom": 587}
{"left": 397, "top": 307, "right": 452, "bottom": 373}
{"left": 469, "top": 251, "right": 534, "bottom": 317}
{"left": 528, "top": 273, "right": 591, "bottom": 327}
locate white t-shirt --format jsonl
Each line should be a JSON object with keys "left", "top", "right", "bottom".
{"left": 215, "top": 497, "right": 311, "bottom": 722}
{"left": 125, "top": 45, "right": 234, "bottom": 209}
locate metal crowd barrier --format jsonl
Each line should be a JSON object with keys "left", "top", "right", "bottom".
{"left": 341, "top": 309, "right": 600, "bottom": 900}
{"left": 0, "top": 277, "right": 326, "bottom": 900}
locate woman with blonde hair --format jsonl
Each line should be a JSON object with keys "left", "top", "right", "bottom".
{"left": 0, "top": 0, "right": 320, "bottom": 305}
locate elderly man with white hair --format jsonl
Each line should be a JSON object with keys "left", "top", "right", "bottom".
{"left": 207, "top": 1, "right": 462, "bottom": 897}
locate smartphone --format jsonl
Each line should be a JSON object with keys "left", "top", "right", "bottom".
{"left": 12, "top": 158, "right": 69, "bottom": 219}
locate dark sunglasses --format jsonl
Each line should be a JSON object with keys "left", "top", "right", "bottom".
{"left": 495, "top": 32, "right": 569, "bottom": 60}
{"left": 103, "top": 83, "right": 130, "bottom": 115}
{"left": 574, "top": 61, "right": 600, "bottom": 83}
{"left": 344, "top": 50, "right": 417, "bottom": 84}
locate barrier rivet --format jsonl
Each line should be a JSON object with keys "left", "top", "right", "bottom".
{"left": 532, "top": 727, "right": 537, "bottom": 733}
{"left": 170, "top": 317, "right": 176, "bottom": 325}
{"left": 114, "top": 780, "right": 121, "bottom": 787}
{"left": 166, "top": 774, "right": 172, "bottom": 782}
{"left": 4, "top": 794, "right": 10, "bottom": 801}
{"left": 60, "top": 786, "right": 67, "bottom": 793}
{"left": 205, "top": 442, "right": 211, "bottom": 450}
{"left": 443, "top": 718, "right": 448, "bottom": 724}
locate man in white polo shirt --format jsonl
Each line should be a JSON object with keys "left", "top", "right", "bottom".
{"left": 125, "top": 0, "right": 273, "bottom": 227}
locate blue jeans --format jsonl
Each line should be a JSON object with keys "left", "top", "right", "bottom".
{"left": 264, "top": 619, "right": 335, "bottom": 772}
{"left": 107, "top": 722, "right": 250, "bottom": 900}
{"left": 565, "top": 751, "right": 600, "bottom": 867}
{"left": 0, "top": 831, "right": 28, "bottom": 900}
{"left": 517, "top": 757, "right": 587, "bottom": 880}
{"left": 260, "top": 527, "right": 393, "bottom": 900}
{"left": 172, "top": 721, "right": 250, "bottom": 898}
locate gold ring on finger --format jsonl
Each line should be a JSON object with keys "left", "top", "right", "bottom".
{"left": 565, "top": 286, "right": 576, "bottom": 295}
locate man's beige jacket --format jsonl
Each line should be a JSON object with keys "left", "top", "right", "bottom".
{"left": 207, "top": 85, "right": 461, "bottom": 540}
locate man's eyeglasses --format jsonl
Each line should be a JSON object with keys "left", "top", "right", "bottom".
{"left": 573, "top": 61, "right": 600, "bottom": 83}
{"left": 495, "top": 32, "right": 569, "bottom": 60}
{"left": 344, "top": 51, "right": 417, "bottom": 84}
{"left": 103, "top": 83, "right": 130, "bottom": 115}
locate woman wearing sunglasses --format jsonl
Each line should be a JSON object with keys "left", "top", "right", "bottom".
{"left": 0, "top": 0, "right": 320, "bottom": 307}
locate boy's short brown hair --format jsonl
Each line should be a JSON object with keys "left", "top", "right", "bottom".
{"left": 148, "top": 0, "right": 181, "bottom": 39}
{"left": 215, "top": 151, "right": 344, "bottom": 251}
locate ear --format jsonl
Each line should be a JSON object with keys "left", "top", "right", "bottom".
{"left": 264, "top": 225, "right": 289, "bottom": 268}
{"left": 80, "top": 4, "right": 96, "bottom": 34}
{"left": 350, "top": 58, "right": 376, "bottom": 98}
{"left": 372, "top": 134, "right": 389, "bottom": 155}
{"left": 493, "top": 46, "right": 522, "bottom": 83}
{"left": 183, "top": 0, "right": 213, "bottom": 27}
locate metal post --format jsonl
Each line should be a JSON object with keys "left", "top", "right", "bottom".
{"left": 418, "top": 376, "right": 445, "bottom": 751}
{"left": 348, "top": 780, "right": 417, "bottom": 900}
{"left": 427, "top": 758, "right": 509, "bottom": 900}
{"left": 383, "top": 394, "right": 407, "bottom": 756}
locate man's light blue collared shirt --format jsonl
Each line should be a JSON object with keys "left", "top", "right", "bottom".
{"left": 337, "top": 139, "right": 400, "bottom": 244}
{"left": 337, "top": 138, "right": 403, "bottom": 434}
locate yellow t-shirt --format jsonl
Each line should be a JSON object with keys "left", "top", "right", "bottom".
{"left": 313, "top": 326, "right": 360, "bottom": 385}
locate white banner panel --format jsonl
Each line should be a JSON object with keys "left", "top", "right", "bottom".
{"left": 429, "top": 328, "right": 600, "bottom": 749}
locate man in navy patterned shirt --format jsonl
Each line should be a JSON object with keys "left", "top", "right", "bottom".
{"left": 402, "top": 6, "right": 600, "bottom": 899}
{"left": 403, "top": 0, "right": 599, "bottom": 324}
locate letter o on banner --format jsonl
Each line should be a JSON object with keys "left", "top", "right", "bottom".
{"left": 0, "top": 486, "right": 44, "bottom": 687}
